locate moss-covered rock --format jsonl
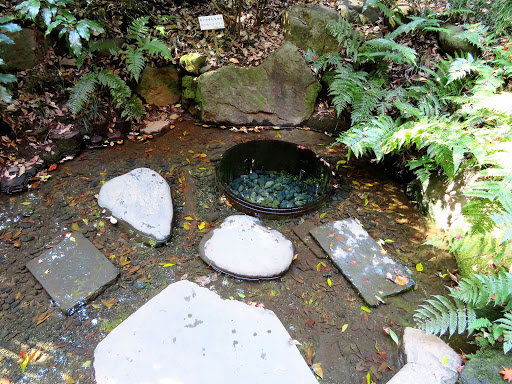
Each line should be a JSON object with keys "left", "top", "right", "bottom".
{"left": 135, "top": 65, "right": 181, "bottom": 106}
{"left": 0, "top": 28, "right": 50, "bottom": 71}
{"left": 439, "top": 24, "right": 480, "bottom": 57}
{"left": 282, "top": 5, "right": 342, "bottom": 55}
{"left": 179, "top": 53, "right": 206, "bottom": 75}
{"left": 196, "top": 42, "right": 320, "bottom": 125}
{"left": 459, "top": 349, "right": 511, "bottom": 384}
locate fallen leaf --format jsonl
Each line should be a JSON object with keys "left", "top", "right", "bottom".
{"left": 19, "top": 355, "right": 29, "bottom": 373}
{"left": 81, "top": 360, "right": 92, "bottom": 368}
{"left": 289, "top": 339, "right": 302, "bottom": 346}
{"left": 416, "top": 263, "right": 423, "bottom": 272}
{"left": 101, "top": 298, "right": 119, "bottom": 308}
{"left": 306, "top": 346, "right": 313, "bottom": 366}
{"left": 341, "top": 324, "right": 349, "bottom": 333}
{"left": 63, "top": 373, "right": 75, "bottom": 384}
{"left": 48, "top": 164, "right": 57, "bottom": 171}
{"left": 198, "top": 222, "right": 206, "bottom": 230}
{"left": 36, "top": 310, "right": 53, "bottom": 325}
{"left": 229, "top": 58, "right": 239, "bottom": 63}
{"left": 383, "top": 327, "right": 399, "bottom": 345}
{"left": 501, "top": 367, "right": 512, "bottom": 382}
{"left": 183, "top": 222, "right": 191, "bottom": 230}
{"left": 327, "top": 277, "right": 332, "bottom": 287}
{"left": 237, "top": 292, "right": 246, "bottom": 298}
{"left": 0, "top": 377, "right": 10, "bottom": 384}
{"left": 361, "top": 306, "right": 372, "bottom": 313}
{"left": 312, "top": 364, "right": 323, "bottom": 379}
{"left": 71, "top": 223, "right": 80, "bottom": 231}
{"left": 394, "top": 275, "right": 410, "bottom": 285}
{"left": 159, "top": 263, "right": 175, "bottom": 267}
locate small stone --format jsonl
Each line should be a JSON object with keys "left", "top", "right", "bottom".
{"left": 10, "top": 300, "right": 20, "bottom": 309}
{"left": 20, "top": 235, "right": 35, "bottom": 242}
{"left": 1, "top": 304, "right": 9, "bottom": 311}
{"left": 140, "top": 120, "right": 170, "bottom": 136}
{"left": 132, "top": 281, "right": 146, "bottom": 290}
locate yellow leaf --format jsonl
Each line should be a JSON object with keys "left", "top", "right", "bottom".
{"left": 81, "top": 360, "right": 92, "bottom": 368}
{"left": 198, "top": 222, "right": 206, "bottom": 230}
{"left": 352, "top": 181, "right": 360, "bottom": 186}
{"left": 341, "top": 324, "right": 348, "bottom": 332}
{"left": 316, "top": 262, "right": 327, "bottom": 272}
{"left": 184, "top": 216, "right": 194, "bottom": 221}
{"left": 416, "top": 263, "right": 423, "bottom": 272}
{"left": 70, "top": 237, "right": 76, "bottom": 242}
{"left": 20, "top": 355, "right": 29, "bottom": 373}
{"left": 72, "top": 223, "right": 80, "bottom": 231}
{"left": 319, "top": 212, "right": 326, "bottom": 219}
{"left": 361, "top": 306, "right": 372, "bottom": 313}
{"left": 101, "top": 298, "right": 119, "bottom": 308}
{"left": 312, "top": 364, "right": 323, "bottom": 379}
{"left": 63, "top": 373, "right": 75, "bottom": 384}
{"left": 203, "top": 203, "right": 209, "bottom": 208}
{"left": 183, "top": 222, "right": 191, "bottom": 230}
{"left": 15, "top": 291, "right": 21, "bottom": 300}
{"left": 91, "top": 304, "right": 101, "bottom": 309}
{"left": 159, "top": 263, "right": 175, "bottom": 267}
{"left": 327, "top": 278, "right": 332, "bottom": 287}
{"left": 394, "top": 275, "right": 410, "bottom": 286}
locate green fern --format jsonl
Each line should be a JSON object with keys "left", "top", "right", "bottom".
{"left": 359, "top": 38, "right": 417, "bottom": 66}
{"left": 69, "top": 70, "right": 144, "bottom": 121}
{"left": 125, "top": 47, "right": 146, "bottom": 82}
{"left": 141, "top": 37, "right": 172, "bottom": 59}
{"left": 127, "top": 16, "right": 150, "bottom": 41}
{"left": 415, "top": 273, "right": 512, "bottom": 353}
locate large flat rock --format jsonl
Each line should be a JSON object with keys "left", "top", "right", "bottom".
{"left": 94, "top": 280, "right": 317, "bottom": 384}
{"left": 26, "top": 232, "right": 118, "bottom": 314}
{"left": 310, "top": 219, "right": 415, "bottom": 306}
{"left": 199, "top": 215, "right": 294, "bottom": 279}
{"left": 97, "top": 167, "right": 173, "bottom": 244}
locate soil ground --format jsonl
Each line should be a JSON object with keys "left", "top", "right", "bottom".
{"left": 0, "top": 121, "right": 464, "bottom": 384}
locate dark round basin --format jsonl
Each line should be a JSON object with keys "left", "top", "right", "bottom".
{"left": 216, "top": 140, "right": 332, "bottom": 218}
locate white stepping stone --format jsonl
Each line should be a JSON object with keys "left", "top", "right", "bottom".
{"left": 94, "top": 281, "right": 317, "bottom": 384}
{"left": 198, "top": 215, "right": 294, "bottom": 279}
{"left": 97, "top": 167, "right": 173, "bottom": 244}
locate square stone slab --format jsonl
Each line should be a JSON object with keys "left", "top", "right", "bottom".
{"left": 27, "top": 232, "right": 119, "bottom": 314}
{"left": 310, "top": 219, "right": 415, "bottom": 306}
{"left": 94, "top": 280, "right": 317, "bottom": 384}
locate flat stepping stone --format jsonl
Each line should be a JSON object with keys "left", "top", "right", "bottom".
{"left": 26, "top": 232, "right": 118, "bottom": 314}
{"left": 94, "top": 280, "right": 317, "bottom": 384}
{"left": 98, "top": 167, "right": 173, "bottom": 244}
{"left": 199, "top": 215, "right": 294, "bottom": 279}
{"left": 310, "top": 218, "right": 415, "bottom": 306}
{"left": 293, "top": 221, "right": 327, "bottom": 259}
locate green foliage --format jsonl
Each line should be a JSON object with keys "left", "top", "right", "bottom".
{"left": 69, "top": 69, "right": 144, "bottom": 121}
{"left": 15, "top": 0, "right": 104, "bottom": 57}
{"left": 447, "top": 0, "right": 512, "bottom": 34}
{"left": 414, "top": 272, "right": 512, "bottom": 353}
{"left": 0, "top": 16, "right": 21, "bottom": 103}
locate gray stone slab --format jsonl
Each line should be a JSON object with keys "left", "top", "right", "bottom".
{"left": 386, "top": 363, "right": 438, "bottom": 384}
{"left": 27, "top": 232, "right": 118, "bottom": 314}
{"left": 310, "top": 219, "right": 415, "bottom": 306}
{"left": 94, "top": 280, "right": 317, "bottom": 384}
{"left": 293, "top": 221, "right": 327, "bottom": 259}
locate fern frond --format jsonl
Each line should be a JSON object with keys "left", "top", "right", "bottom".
{"left": 414, "top": 295, "right": 475, "bottom": 337}
{"left": 121, "top": 94, "right": 145, "bottom": 121}
{"left": 125, "top": 47, "right": 146, "bottom": 82}
{"left": 69, "top": 72, "right": 98, "bottom": 114}
{"left": 141, "top": 37, "right": 171, "bottom": 59}
{"left": 89, "top": 39, "right": 123, "bottom": 55}
{"left": 329, "top": 64, "right": 368, "bottom": 116}
{"left": 450, "top": 272, "right": 512, "bottom": 307}
{"left": 359, "top": 38, "right": 417, "bottom": 66}
{"left": 127, "top": 16, "right": 150, "bottom": 41}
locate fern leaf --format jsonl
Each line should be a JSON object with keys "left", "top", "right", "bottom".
{"left": 125, "top": 47, "right": 146, "bottom": 82}
{"left": 127, "top": 16, "right": 150, "bottom": 41}
{"left": 142, "top": 37, "right": 171, "bottom": 59}
{"left": 121, "top": 94, "right": 145, "bottom": 121}
{"left": 69, "top": 73, "right": 97, "bottom": 114}
{"left": 359, "top": 38, "right": 417, "bottom": 66}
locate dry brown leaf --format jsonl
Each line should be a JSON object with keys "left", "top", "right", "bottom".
{"left": 63, "top": 373, "right": 75, "bottom": 384}
{"left": 101, "top": 298, "right": 119, "bottom": 308}
{"left": 305, "top": 346, "right": 312, "bottom": 366}
{"left": 394, "top": 275, "right": 410, "bottom": 286}
{"left": 36, "top": 309, "right": 53, "bottom": 325}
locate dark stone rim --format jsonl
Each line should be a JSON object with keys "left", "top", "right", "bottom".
{"left": 216, "top": 139, "right": 332, "bottom": 219}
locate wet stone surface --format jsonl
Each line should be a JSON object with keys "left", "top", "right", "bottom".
{"left": 310, "top": 218, "right": 415, "bottom": 306}
{"left": 26, "top": 232, "right": 119, "bottom": 314}
{"left": 94, "top": 281, "right": 318, "bottom": 384}
{"left": 199, "top": 215, "right": 294, "bottom": 279}
{"left": 229, "top": 170, "right": 322, "bottom": 208}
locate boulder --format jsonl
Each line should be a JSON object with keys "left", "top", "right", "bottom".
{"left": 199, "top": 215, "right": 294, "bottom": 279}
{"left": 197, "top": 42, "right": 320, "bottom": 126}
{"left": 459, "top": 348, "right": 511, "bottom": 384}
{"left": 98, "top": 168, "right": 173, "bottom": 245}
{"left": 402, "top": 327, "right": 461, "bottom": 384}
{"left": 140, "top": 120, "right": 170, "bottom": 136}
{"left": 0, "top": 27, "right": 50, "bottom": 71}
{"left": 135, "top": 65, "right": 181, "bottom": 106}
{"left": 282, "top": 5, "right": 342, "bottom": 55}
{"left": 439, "top": 24, "right": 480, "bottom": 56}
{"left": 179, "top": 53, "right": 206, "bottom": 75}
{"left": 338, "top": 0, "right": 381, "bottom": 25}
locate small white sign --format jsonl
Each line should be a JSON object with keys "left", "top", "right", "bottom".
{"left": 198, "top": 14, "right": 225, "bottom": 31}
